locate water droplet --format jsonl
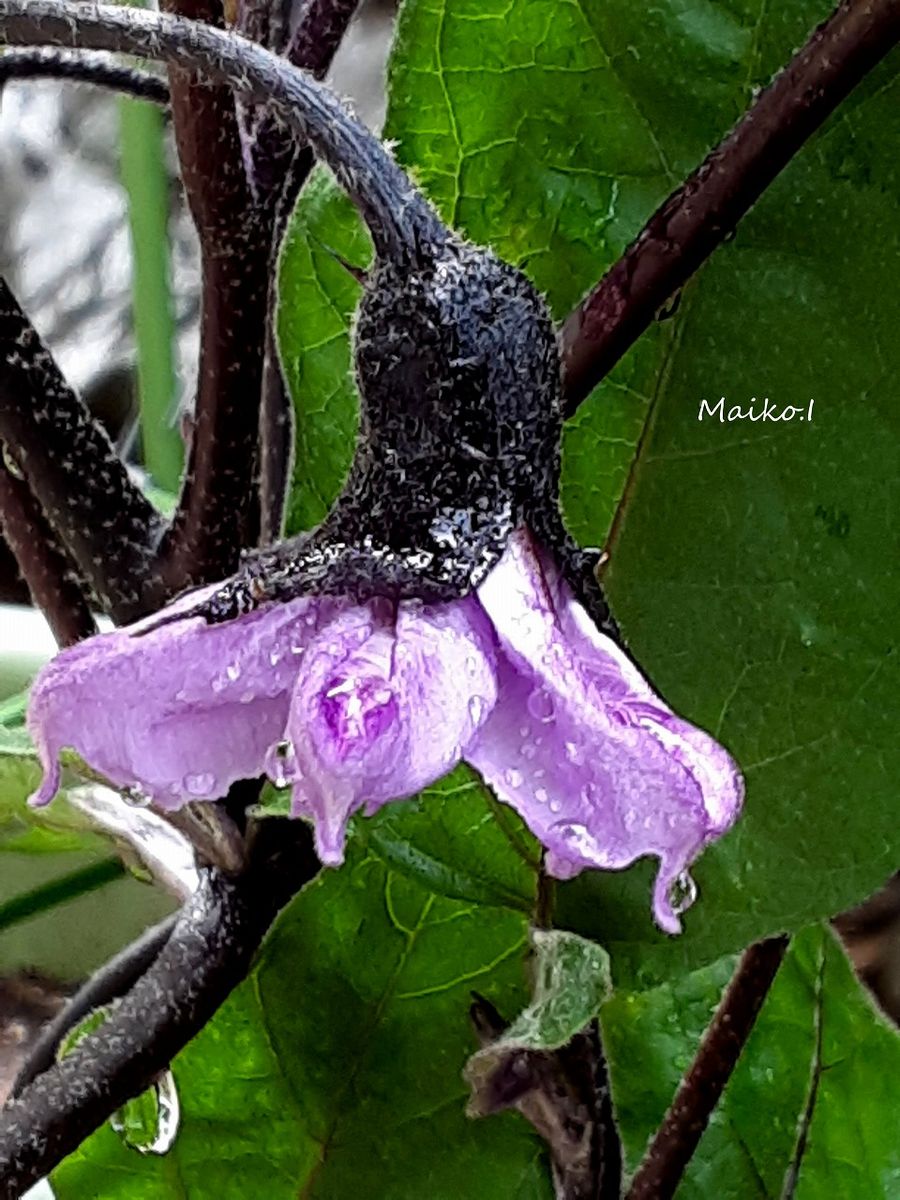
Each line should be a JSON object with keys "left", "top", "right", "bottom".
{"left": 667, "top": 871, "right": 697, "bottom": 917}
{"left": 269, "top": 650, "right": 281, "bottom": 666}
{"left": 468, "top": 694, "right": 486, "bottom": 724}
{"left": 183, "top": 771, "right": 215, "bottom": 797}
{"left": 505, "top": 767, "right": 524, "bottom": 788}
{"left": 552, "top": 820, "right": 590, "bottom": 845}
{"left": 226, "top": 663, "right": 241, "bottom": 682}
{"left": 520, "top": 741, "right": 537, "bottom": 760}
{"left": 211, "top": 676, "right": 227, "bottom": 694}
{"left": 291, "top": 643, "right": 304, "bottom": 655}
{"left": 122, "top": 783, "right": 153, "bottom": 808}
{"left": 564, "top": 740, "right": 582, "bottom": 764}
{"left": 534, "top": 787, "right": 548, "bottom": 804}
{"left": 240, "top": 690, "right": 255, "bottom": 704}
{"left": 110, "top": 1069, "right": 180, "bottom": 1155}
{"left": 265, "top": 741, "right": 296, "bottom": 788}
{"left": 526, "top": 689, "right": 556, "bottom": 723}
{"left": 549, "top": 798, "right": 562, "bottom": 814}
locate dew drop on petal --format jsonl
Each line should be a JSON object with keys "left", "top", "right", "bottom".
{"left": 526, "top": 689, "right": 556, "bottom": 723}
{"left": 210, "top": 676, "right": 227, "bottom": 694}
{"left": 505, "top": 767, "right": 524, "bottom": 788}
{"left": 265, "top": 740, "right": 296, "bottom": 789}
{"left": 226, "top": 663, "right": 241, "bottom": 682}
{"left": 534, "top": 787, "right": 548, "bottom": 804}
{"left": 468, "top": 694, "right": 486, "bottom": 724}
{"left": 240, "top": 691, "right": 255, "bottom": 704}
{"left": 667, "top": 871, "right": 698, "bottom": 917}
{"left": 564, "top": 740, "right": 582, "bottom": 764}
{"left": 183, "top": 771, "right": 216, "bottom": 797}
{"left": 548, "top": 797, "right": 562, "bottom": 814}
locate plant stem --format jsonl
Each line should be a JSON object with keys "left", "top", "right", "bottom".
{"left": 626, "top": 935, "right": 789, "bottom": 1200}
{"left": 560, "top": 0, "right": 900, "bottom": 412}
{"left": 0, "top": 464, "right": 96, "bottom": 646}
{"left": 0, "top": 857, "right": 125, "bottom": 935}
{"left": 0, "top": 46, "right": 169, "bottom": 101}
{"left": 119, "top": 92, "right": 182, "bottom": 493}
{"left": 0, "top": 821, "right": 319, "bottom": 1198}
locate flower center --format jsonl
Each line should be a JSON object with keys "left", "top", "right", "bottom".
{"left": 320, "top": 675, "right": 398, "bottom": 759}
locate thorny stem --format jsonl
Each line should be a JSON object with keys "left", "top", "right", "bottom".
{"left": 0, "top": 820, "right": 320, "bottom": 1199}
{"left": 0, "top": 45, "right": 169, "bottom": 100}
{"left": 0, "top": 464, "right": 96, "bottom": 645}
{"left": 0, "top": 278, "right": 165, "bottom": 622}
{"left": 154, "top": 0, "right": 269, "bottom": 593}
{"left": 560, "top": 0, "right": 900, "bottom": 411}
{"left": 626, "top": 935, "right": 789, "bottom": 1200}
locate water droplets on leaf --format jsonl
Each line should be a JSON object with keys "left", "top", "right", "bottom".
{"left": 110, "top": 1069, "right": 180, "bottom": 1156}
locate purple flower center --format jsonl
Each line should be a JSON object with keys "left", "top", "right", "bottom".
{"left": 319, "top": 675, "right": 398, "bottom": 759}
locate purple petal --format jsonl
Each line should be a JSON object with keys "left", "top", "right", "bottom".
{"left": 468, "top": 530, "right": 743, "bottom": 934}
{"left": 27, "top": 590, "right": 342, "bottom": 811}
{"left": 282, "top": 597, "right": 498, "bottom": 866}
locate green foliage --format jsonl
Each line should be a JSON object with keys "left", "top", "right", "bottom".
{"left": 466, "top": 929, "right": 611, "bottom": 1106}
{"left": 603, "top": 926, "right": 900, "bottom": 1197}
{"left": 53, "top": 850, "right": 552, "bottom": 1199}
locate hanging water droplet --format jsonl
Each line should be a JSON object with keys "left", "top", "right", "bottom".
{"left": 526, "top": 689, "right": 555, "bottom": 723}
{"left": 110, "top": 1069, "right": 180, "bottom": 1155}
{"left": 183, "top": 771, "right": 215, "bottom": 797}
{"left": 265, "top": 740, "right": 295, "bottom": 789}
{"left": 122, "top": 783, "right": 153, "bottom": 808}
{"left": 667, "top": 871, "right": 697, "bottom": 917}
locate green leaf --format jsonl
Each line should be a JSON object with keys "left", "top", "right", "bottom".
{"left": 602, "top": 926, "right": 900, "bottom": 1196}
{"left": 53, "top": 850, "right": 553, "bottom": 1198}
{"left": 466, "top": 929, "right": 610, "bottom": 1107}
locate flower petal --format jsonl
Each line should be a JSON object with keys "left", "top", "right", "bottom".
{"left": 283, "top": 596, "right": 498, "bottom": 866}
{"left": 469, "top": 530, "right": 744, "bottom": 934}
{"left": 27, "top": 591, "right": 341, "bottom": 810}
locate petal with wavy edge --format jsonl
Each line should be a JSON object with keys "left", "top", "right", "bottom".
{"left": 27, "top": 590, "right": 343, "bottom": 810}
{"left": 468, "top": 530, "right": 744, "bottom": 934}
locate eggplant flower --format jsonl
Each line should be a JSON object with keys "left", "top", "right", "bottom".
{"left": 27, "top": 530, "right": 742, "bottom": 933}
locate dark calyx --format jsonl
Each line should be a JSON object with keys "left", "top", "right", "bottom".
{"left": 186, "top": 230, "right": 568, "bottom": 623}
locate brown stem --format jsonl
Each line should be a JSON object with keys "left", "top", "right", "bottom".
{"left": 0, "top": 277, "right": 164, "bottom": 622}
{"left": 560, "top": 0, "right": 900, "bottom": 412}
{"left": 155, "top": 0, "right": 269, "bottom": 592}
{"left": 626, "top": 935, "right": 789, "bottom": 1200}
{"left": 0, "top": 464, "right": 96, "bottom": 645}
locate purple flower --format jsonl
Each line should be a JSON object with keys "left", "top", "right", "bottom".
{"left": 27, "top": 530, "right": 742, "bottom": 932}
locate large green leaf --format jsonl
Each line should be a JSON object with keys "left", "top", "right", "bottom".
{"left": 53, "top": 851, "right": 553, "bottom": 1199}
{"left": 602, "top": 926, "right": 900, "bottom": 1196}
{"left": 277, "top": 0, "right": 899, "bottom": 986}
